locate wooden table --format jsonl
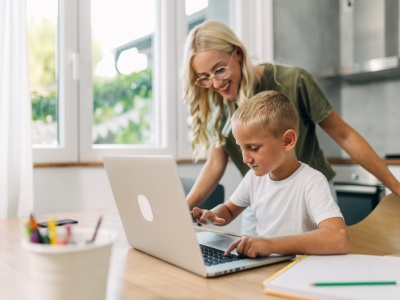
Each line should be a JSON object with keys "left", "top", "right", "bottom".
{"left": 0, "top": 210, "right": 292, "bottom": 300}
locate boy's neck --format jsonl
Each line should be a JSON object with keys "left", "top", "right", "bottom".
{"left": 269, "top": 158, "right": 301, "bottom": 181}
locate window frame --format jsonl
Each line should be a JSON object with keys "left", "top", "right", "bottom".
{"left": 79, "top": 0, "right": 179, "bottom": 161}
{"left": 32, "top": 0, "right": 79, "bottom": 163}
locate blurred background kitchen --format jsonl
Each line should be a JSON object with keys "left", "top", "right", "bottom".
{"left": 3, "top": 0, "right": 399, "bottom": 232}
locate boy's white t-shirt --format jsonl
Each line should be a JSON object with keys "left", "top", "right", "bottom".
{"left": 230, "top": 162, "right": 343, "bottom": 238}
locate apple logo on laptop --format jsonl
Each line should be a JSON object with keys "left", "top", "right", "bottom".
{"left": 138, "top": 194, "right": 154, "bottom": 222}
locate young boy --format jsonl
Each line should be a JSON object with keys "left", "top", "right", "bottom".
{"left": 191, "top": 91, "right": 350, "bottom": 257}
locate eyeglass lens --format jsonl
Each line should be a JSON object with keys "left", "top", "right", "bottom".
{"left": 196, "top": 67, "right": 230, "bottom": 87}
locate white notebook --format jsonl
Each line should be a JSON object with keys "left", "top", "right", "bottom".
{"left": 263, "top": 254, "right": 400, "bottom": 300}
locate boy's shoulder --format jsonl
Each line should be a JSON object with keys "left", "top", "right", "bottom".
{"left": 297, "top": 162, "right": 326, "bottom": 180}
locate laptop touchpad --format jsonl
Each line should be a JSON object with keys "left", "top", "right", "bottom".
{"left": 207, "top": 238, "right": 236, "bottom": 250}
{"left": 197, "top": 231, "right": 239, "bottom": 253}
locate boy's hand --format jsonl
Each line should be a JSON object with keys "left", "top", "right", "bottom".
{"left": 191, "top": 207, "right": 226, "bottom": 225}
{"left": 225, "top": 236, "right": 271, "bottom": 258}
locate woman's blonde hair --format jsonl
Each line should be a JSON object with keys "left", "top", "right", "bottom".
{"left": 181, "top": 21, "right": 256, "bottom": 160}
{"left": 231, "top": 91, "right": 299, "bottom": 137}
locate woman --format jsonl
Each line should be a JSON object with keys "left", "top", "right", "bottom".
{"left": 181, "top": 20, "right": 400, "bottom": 235}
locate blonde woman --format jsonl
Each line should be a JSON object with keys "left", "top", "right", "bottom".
{"left": 182, "top": 21, "right": 400, "bottom": 235}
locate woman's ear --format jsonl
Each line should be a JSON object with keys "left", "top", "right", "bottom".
{"left": 282, "top": 129, "right": 297, "bottom": 151}
{"left": 235, "top": 47, "right": 243, "bottom": 55}
{"left": 235, "top": 47, "right": 243, "bottom": 62}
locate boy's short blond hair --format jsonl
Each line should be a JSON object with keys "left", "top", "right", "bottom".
{"left": 231, "top": 91, "right": 299, "bottom": 137}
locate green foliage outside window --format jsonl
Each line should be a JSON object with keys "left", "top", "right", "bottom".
{"left": 92, "top": 70, "right": 154, "bottom": 144}
{"left": 28, "top": 15, "right": 154, "bottom": 145}
{"left": 31, "top": 69, "right": 154, "bottom": 144}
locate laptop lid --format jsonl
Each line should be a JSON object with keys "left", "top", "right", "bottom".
{"left": 103, "top": 155, "right": 294, "bottom": 277}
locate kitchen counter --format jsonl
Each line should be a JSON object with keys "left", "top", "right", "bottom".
{"left": 328, "top": 158, "right": 400, "bottom": 166}
{"left": 33, "top": 158, "right": 400, "bottom": 168}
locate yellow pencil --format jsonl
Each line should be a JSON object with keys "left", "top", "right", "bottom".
{"left": 263, "top": 255, "right": 308, "bottom": 285}
{"left": 48, "top": 218, "right": 58, "bottom": 245}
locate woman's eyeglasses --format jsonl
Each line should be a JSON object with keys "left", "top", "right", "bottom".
{"left": 195, "top": 52, "right": 235, "bottom": 88}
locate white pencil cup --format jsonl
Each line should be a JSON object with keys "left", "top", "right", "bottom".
{"left": 21, "top": 227, "right": 117, "bottom": 300}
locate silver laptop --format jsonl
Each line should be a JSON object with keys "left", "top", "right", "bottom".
{"left": 103, "top": 155, "right": 294, "bottom": 277}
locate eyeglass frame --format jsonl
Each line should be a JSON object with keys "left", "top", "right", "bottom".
{"left": 194, "top": 50, "right": 235, "bottom": 88}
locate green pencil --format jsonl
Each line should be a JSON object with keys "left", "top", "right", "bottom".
{"left": 311, "top": 281, "right": 397, "bottom": 287}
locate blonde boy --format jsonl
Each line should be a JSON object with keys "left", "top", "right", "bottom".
{"left": 192, "top": 91, "right": 350, "bottom": 257}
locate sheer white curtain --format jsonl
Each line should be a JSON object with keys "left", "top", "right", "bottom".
{"left": 0, "top": 0, "right": 34, "bottom": 218}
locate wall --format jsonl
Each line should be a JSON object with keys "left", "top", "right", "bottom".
{"left": 273, "top": 0, "right": 400, "bottom": 158}
{"left": 273, "top": 0, "right": 343, "bottom": 157}
{"left": 341, "top": 79, "right": 400, "bottom": 157}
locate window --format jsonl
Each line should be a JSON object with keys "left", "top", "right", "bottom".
{"left": 90, "top": 1, "right": 156, "bottom": 146}
{"left": 29, "top": 0, "right": 232, "bottom": 163}
{"left": 27, "top": 0, "right": 58, "bottom": 146}
{"left": 29, "top": 0, "right": 79, "bottom": 162}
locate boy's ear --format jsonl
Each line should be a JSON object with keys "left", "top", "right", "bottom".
{"left": 282, "top": 129, "right": 297, "bottom": 150}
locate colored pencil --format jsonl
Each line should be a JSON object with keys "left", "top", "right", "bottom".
{"left": 311, "top": 281, "right": 397, "bottom": 287}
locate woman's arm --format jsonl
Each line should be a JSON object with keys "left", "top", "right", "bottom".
{"left": 319, "top": 110, "right": 400, "bottom": 197}
{"left": 186, "top": 144, "right": 229, "bottom": 210}
{"left": 225, "top": 217, "right": 350, "bottom": 257}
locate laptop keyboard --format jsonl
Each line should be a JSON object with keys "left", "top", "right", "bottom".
{"left": 200, "top": 244, "right": 245, "bottom": 266}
